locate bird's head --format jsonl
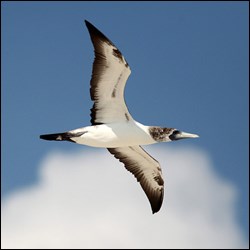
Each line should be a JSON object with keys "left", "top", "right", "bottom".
{"left": 148, "top": 127, "right": 199, "bottom": 142}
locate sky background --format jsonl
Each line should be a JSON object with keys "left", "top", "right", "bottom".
{"left": 2, "top": 1, "right": 249, "bottom": 249}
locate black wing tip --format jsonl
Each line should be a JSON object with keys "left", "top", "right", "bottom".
{"left": 152, "top": 206, "right": 161, "bottom": 214}
{"left": 84, "top": 19, "right": 93, "bottom": 29}
{"left": 150, "top": 190, "right": 164, "bottom": 214}
{"left": 84, "top": 19, "right": 99, "bottom": 34}
{"left": 84, "top": 19, "right": 114, "bottom": 45}
{"left": 84, "top": 19, "right": 104, "bottom": 36}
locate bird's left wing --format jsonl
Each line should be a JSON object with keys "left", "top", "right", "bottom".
{"left": 108, "top": 146, "right": 164, "bottom": 213}
{"left": 85, "top": 20, "right": 132, "bottom": 125}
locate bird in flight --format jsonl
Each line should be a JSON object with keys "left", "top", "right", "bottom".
{"left": 40, "top": 20, "right": 199, "bottom": 214}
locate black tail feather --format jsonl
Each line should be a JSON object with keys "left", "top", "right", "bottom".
{"left": 40, "top": 132, "right": 69, "bottom": 141}
{"left": 40, "top": 131, "right": 86, "bottom": 142}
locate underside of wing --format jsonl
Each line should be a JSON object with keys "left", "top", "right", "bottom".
{"left": 107, "top": 146, "right": 164, "bottom": 214}
{"left": 85, "top": 20, "right": 133, "bottom": 125}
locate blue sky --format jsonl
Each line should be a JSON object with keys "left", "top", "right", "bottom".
{"left": 2, "top": 2, "right": 249, "bottom": 248}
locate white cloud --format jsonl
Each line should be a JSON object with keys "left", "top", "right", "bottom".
{"left": 1, "top": 145, "right": 248, "bottom": 249}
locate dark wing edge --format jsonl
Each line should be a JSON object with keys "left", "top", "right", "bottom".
{"left": 85, "top": 20, "right": 131, "bottom": 125}
{"left": 108, "top": 146, "right": 164, "bottom": 214}
{"left": 85, "top": 20, "right": 111, "bottom": 125}
{"left": 85, "top": 20, "right": 128, "bottom": 68}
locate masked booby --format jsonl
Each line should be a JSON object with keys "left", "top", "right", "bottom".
{"left": 40, "top": 20, "right": 199, "bottom": 214}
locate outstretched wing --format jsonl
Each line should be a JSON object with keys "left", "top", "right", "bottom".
{"left": 108, "top": 146, "right": 164, "bottom": 213}
{"left": 85, "top": 20, "right": 132, "bottom": 125}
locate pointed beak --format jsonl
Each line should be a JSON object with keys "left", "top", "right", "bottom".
{"left": 179, "top": 131, "right": 199, "bottom": 139}
{"left": 173, "top": 131, "right": 199, "bottom": 141}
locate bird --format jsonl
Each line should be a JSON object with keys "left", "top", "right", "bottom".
{"left": 40, "top": 20, "right": 199, "bottom": 214}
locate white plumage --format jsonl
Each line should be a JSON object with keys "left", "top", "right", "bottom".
{"left": 40, "top": 20, "right": 199, "bottom": 213}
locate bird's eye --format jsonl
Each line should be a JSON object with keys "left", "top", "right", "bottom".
{"left": 173, "top": 130, "right": 180, "bottom": 135}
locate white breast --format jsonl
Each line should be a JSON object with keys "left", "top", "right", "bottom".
{"left": 71, "top": 122, "right": 157, "bottom": 148}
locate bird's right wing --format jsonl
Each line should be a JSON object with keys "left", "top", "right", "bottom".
{"left": 108, "top": 146, "right": 164, "bottom": 214}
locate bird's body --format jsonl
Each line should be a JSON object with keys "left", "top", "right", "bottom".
{"left": 68, "top": 122, "right": 157, "bottom": 148}
{"left": 40, "top": 20, "right": 199, "bottom": 213}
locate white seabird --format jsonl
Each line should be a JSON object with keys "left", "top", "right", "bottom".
{"left": 40, "top": 20, "right": 199, "bottom": 214}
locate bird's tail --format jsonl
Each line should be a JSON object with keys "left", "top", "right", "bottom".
{"left": 40, "top": 131, "right": 86, "bottom": 142}
{"left": 40, "top": 132, "right": 72, "bottom": 141}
